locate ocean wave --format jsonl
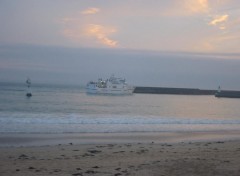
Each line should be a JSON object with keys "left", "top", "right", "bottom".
{"left": 0, "top": 113, "right": 240, "bottom": 125}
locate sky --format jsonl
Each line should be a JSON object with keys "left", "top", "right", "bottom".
{"left": 0, "top": 0, "right": 240, "bottom": 89}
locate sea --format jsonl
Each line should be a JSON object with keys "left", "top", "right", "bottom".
{"left": 1, "top": 82, "right": 240, "bottom": 134}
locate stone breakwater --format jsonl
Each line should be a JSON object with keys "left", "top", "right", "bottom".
{"left": 134, "top": 86, "right": 216, "bottom": 95}
{"left": 134, "top": 86, "right": 240, "bottom": 98}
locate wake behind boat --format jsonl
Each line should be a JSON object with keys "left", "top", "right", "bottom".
{"left": 86, "top": 75, "right": 135, "bottom": 95}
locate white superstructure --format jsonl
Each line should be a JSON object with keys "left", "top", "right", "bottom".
{"left": 86, "top": 75, "right": 135, "bottom": 95}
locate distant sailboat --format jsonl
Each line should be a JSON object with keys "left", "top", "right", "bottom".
{"left": 26, "top": 77, "right": 32, "bottom": 97}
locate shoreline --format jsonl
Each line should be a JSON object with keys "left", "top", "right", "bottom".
{"left": 1, "top": 130, "right": 240, "bottom": 147}
{"left": 0, "top": 132, "right": 240, "bottom": 175}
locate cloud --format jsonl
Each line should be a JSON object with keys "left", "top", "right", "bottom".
{"left": 219, "top": 26, "right": 226, "bottom": 30}
{"left": 60, "top": 19, "right": 118, "bottom": 47}
{"left": 197, "top": 30, "right": 240, "bottom": 53}
{"left": 81, "top": 7, "right": 100, "bottom": 15}
{"left": 209, "top": 15, "right": 229, "bottom": 25}
{"left": 85, "top": 24, "right": 118, "bottom": 47}
{"left": 184, "top": 0, "right": 209, "bottom": 14}
{"left": 60, "top": 8, "right": 118, "bottom": 48}
{"left": 161, "top": 0, "right": 210, "bottom": 17}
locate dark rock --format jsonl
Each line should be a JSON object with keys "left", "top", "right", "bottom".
{"left": 115, "top": 173, "right": 122, "bottom": 176}
{"left": 19, "top": 154, "right": 28, "bottom": 158}
{"left": 85, "top": 170, "right": 97, "bottom": 174}
{"left": 88, "top": 150, "right": 102, "bottom": 154}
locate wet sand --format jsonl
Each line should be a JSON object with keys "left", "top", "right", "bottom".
{"left": 1, "top": 131, "right": 240, "bottom": 176}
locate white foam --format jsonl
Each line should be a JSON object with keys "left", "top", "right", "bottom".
{"left": 1, "top": 112, "right": 240, "bottom": 133}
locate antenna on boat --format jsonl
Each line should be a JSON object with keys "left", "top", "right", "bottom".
{"left": 218, "top": 86, "right": 221, "bottom": 93}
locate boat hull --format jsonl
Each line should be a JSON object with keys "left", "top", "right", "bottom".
{"left": 86, "top": 87, "right": 135, "bottom": 95}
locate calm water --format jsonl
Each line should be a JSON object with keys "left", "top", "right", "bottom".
{"left": 0, "top": 83, "right": 240, "bottom": 134}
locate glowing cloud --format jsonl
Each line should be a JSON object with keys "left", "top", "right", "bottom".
{"left": 209, "top": 15, "right": 229, "bottom": 25}
{"left": 163, "top": 0, "right": 210, "bottom": 16}
{"left": 60, "top": 7, "right": 118, "bottom": 48}
{"left": 184, "top": 0, "right": 209, "bottom": 14}
{"left": 81, "top": 7, "right": 100, "bottom": 15}
{"left": 85, "top": 24, "right": 117, "bottom": 47}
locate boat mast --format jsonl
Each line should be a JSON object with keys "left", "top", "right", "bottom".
{"left": 26, "top": 77, "right": 31, "bottom": 88}
{"left": 26, "top": 77, "right": 32, "bottom": 97}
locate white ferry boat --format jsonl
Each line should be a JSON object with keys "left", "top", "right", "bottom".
{"left": 86, "top": 75, "right": 135, "bottom": 95}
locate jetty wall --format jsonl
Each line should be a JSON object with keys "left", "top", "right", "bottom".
{"left": 215, "top": 91, "right": 240, "bottom": 98}
{"left": 134, "top": 87, "right": 216, "bottom": 95}
{"left": 134, "top": 87, "right": 240, "bottom": 98}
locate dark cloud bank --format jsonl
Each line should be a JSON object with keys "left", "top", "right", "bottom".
{"left": 0, "top": 44, "right": 240, "bottom": 90}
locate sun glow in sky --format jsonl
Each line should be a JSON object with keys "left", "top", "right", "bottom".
{"left": 0, "top": 0, "right": 239, "bottom": 53}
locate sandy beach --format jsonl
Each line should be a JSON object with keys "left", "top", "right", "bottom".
{"left": 1, "top": 131, "right": 240, "bottom": 176}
